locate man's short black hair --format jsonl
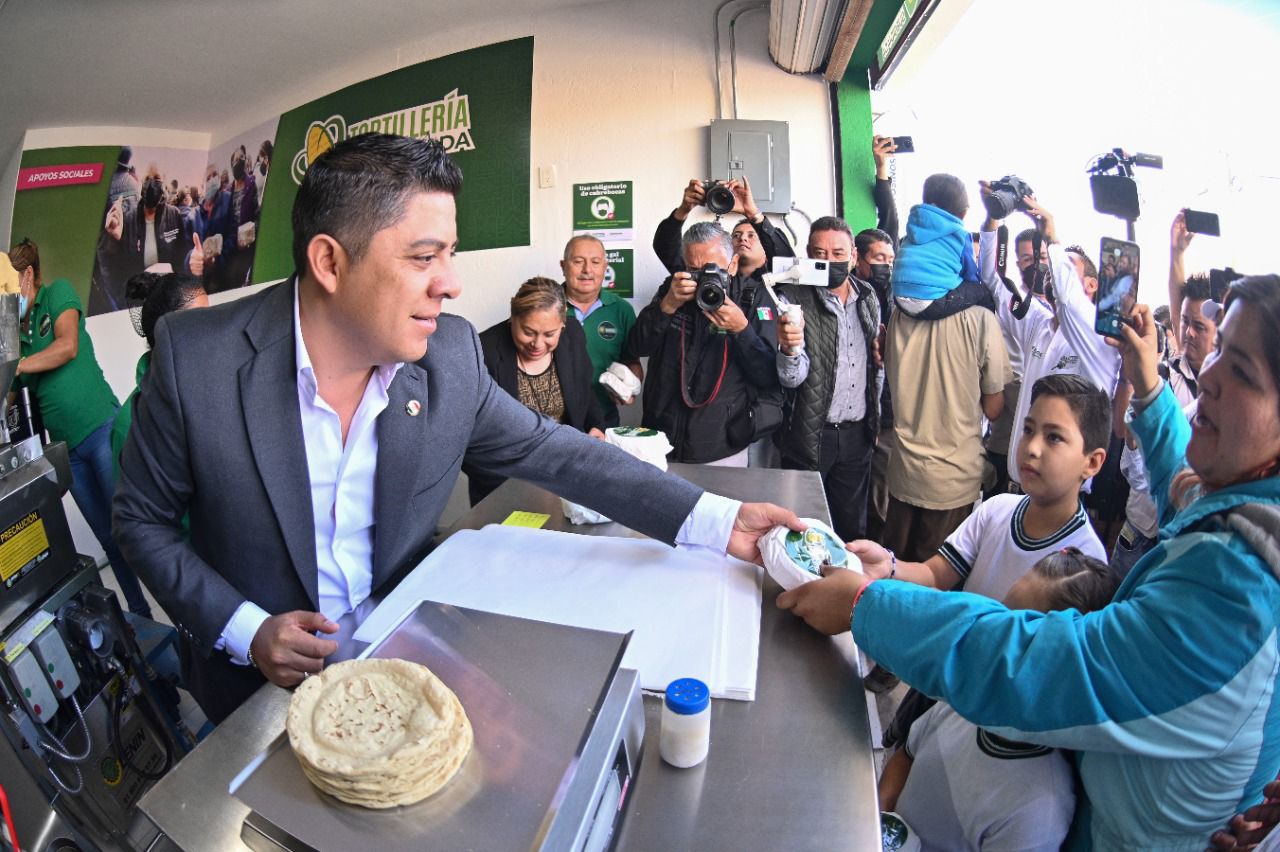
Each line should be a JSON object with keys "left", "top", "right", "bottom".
{"left": 1029, "top": 373, "right": 1111, "bottom": 454}
{"left": 292, "top": 133, "right": 463, "bottom": 277}
{"left": 1015, "top": 228, "right": 1039, "bottom": 249}
{"left": 1065, "top": 244, "right": 1099, "bottom": 281}
{"left": 1182, "top": 272, "right": 1213, "bottom": 301}
{"left": 922, "top": 173, "right": 967, "bottom": 219}
{"left": 809, "top": 216, "right": 854, "bottom": 244}
{"left": 855, "top": 228, "right": 893, "bottom": 257}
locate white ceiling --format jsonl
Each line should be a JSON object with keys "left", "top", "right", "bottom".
{"left": 0, "top": 0, "right": 614, "bottom": 156}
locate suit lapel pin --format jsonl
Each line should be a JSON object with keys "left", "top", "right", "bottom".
{"left": 405, "top": 400, "right": 422, "bottom": 417}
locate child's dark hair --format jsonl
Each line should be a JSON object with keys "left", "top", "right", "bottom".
{"left": 922, "top": 173, "right": 968, "bottom": 220}
{"left": 1032, "top": 547, "right": 1119, "bottom": 614}
{"left": 126, "top": 271, "right": 205, "bottom": 349}
{"left": 1029, "top": 373, "right": 1111, "bottom": 453}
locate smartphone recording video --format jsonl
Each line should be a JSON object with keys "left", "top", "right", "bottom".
{"left": 1095, "top": 237, "right": 1141, "bottom": 340}
{"left": 890, "top": 135, "right": 915, "bottom": 154}
{"left": 1183, "top": 209, "right": 1221, "bottom": 237}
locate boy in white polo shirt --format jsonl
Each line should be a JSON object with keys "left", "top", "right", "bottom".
{"left": 855, "top": 373, "right": 1110, "bottom": 600}
{"left": 854, "top": 373, "right": 1111, "bottom": 747}
{"left": 876, "top": 547, "right": 1120, "bottom": 852}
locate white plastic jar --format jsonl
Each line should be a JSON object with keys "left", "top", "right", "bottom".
{"left": 660, "top": 678, "right": 711, "bottom": 768}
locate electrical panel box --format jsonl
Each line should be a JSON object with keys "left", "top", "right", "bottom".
{"left": 31, "top": 626, "right": 80, "bottom": 698}
{"left": 707, "top": 119, "right": 792, "bottom": 215}
{"left": 9, "top": 647, "right": 58, "bottom": 722}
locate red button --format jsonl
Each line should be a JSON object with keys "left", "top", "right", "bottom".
{"left": 55, "top": 679, "right": 63, "bottom": 690}
{"left": 33, "top": 703, "right": 41, "bottom": 715}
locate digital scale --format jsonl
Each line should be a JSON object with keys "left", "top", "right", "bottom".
{"left": 230, "top": 601, "right": 646, "bottom": 852}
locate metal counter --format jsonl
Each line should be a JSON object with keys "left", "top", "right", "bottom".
{"left": 139, "top": 464, "right": 881, "bottom": 851}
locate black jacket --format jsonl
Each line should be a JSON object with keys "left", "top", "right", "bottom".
{"left": 629, "top": 275, "right": 781, "bottom": 463}
{"left": 652, "top": 213, "right": 795, "bottom": 276}
{"left": 775, "top": 278, "right": 882, "bottom": 470}
{"left": 464, "top": 316, "right": 606, "bottom": 503}
{"left": 93, "top": 201, "right": 193, "bottom": 314}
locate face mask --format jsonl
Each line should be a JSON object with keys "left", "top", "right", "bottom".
{"left": 18, "top": 294, "right": 28, "bottom": 319}
{"left": 868, "top": 263, "right": 892, "bottom": 288}
{"left": 232, "top": 159, "right": 247, "bottom": 181}
{"left": 257, "top": 159, "right": 267, "bottom": 176}
{"left": 825, "top": 260, "right": 849, "bottom": 290}
{"left": 142, "top": 179, "right": 163, "bottom": 209}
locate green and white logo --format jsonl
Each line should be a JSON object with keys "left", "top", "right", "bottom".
{"left": 596, "top": 320, "right": 618, "bottom": 341}
{"left": 291, "top": 89, "right": 476, "bottom": 185}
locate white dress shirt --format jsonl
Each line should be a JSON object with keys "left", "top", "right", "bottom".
{"left": 218, "top": 283, "right": 741, "bottom": 665}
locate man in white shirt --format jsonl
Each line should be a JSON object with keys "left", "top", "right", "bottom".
{"left": 115, "top": 134, "right": 800, "bottom": 722}
{"left": 977, "top": 186, "right": 1122, "bottom": 490}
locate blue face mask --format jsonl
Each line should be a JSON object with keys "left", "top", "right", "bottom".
{"left": 18, "top": 294, "right": 28, "bottom": 319}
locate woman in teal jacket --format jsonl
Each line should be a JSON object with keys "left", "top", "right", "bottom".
{"left": 780, "top": 275, "right": 1280, "bottom": 850}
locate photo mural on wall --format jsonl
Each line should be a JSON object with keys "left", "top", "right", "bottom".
{"left": 8, "top": 36, "right": 534, "bottom": 316}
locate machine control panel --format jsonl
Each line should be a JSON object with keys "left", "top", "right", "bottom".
{"left": 31, "top": 625, "right": 80, "bottom": 698}
{"left": 9, "top": 646, "right": 57, "bottom": 722}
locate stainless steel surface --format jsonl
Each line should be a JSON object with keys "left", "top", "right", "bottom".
{"left": 231, "top": 602, "right": 629, "bottom": 852}
{"left": 0, "top": 292, "right": 21, "bottom": 397}
{"left": 544, "top": 667, "right": 643, "bottom": 852}
{"left": 140, "top": 683, "right": 291, "bottom": 851}
{"left": 142, "top": 465, "right": 879, "bottom": 851}
{"left": 458, "top": 465, "right": 880, "bottom": 851}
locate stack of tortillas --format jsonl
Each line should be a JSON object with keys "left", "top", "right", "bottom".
{"left": 286, "top": 659, "right": 473, "bottom": 808}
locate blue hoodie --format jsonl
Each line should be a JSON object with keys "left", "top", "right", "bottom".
{"left": 890, "top": 203, "right": 979, "bottom": 301}
{"left": 853, "top": 383, "right": 1280, "bottom": 850}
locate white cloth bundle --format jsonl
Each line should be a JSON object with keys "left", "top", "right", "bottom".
{"left": 758, "top": 518, "right": 861, "bottom": 591}
{"left": 560, "top": 427, "right": 674, "bottom": 524}
{"left": 598, "top": 361, "right": 643, "bottom": 404}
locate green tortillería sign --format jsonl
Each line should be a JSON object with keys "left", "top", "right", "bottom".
{"left": 253, "top": 37, "right": 534, "bottom": 283}
{"left": 573, "top": 181, "right": 632, "bottom": 231}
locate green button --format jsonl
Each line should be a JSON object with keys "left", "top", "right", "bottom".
{"left": 23, "top": 687, "right": 30, "bottom": 698}
{"left": 47, "top": 662, "right": 54, "bottom": 672}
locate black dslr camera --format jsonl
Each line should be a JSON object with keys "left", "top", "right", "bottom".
{"left": 701, "top": 180, "right": 737, "bottom": 217}
{"left": 694, "top": 263, "right": 731, "bottom": 312}
{"left": 983, "top": 175, "right": 1035, "bottom": 220}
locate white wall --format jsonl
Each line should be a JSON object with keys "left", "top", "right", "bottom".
{"left": 38, "top": 0, "right": 837, "bottom": 558}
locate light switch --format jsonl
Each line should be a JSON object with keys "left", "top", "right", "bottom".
{"left": 538, "top": 166, "right": 557, "bottom": 189}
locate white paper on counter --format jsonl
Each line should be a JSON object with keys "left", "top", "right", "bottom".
{"left": 354, "top": 525, "right": 762, "bottom": 700}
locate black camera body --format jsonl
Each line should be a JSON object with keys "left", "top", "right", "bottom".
{"left": 983, "top": 175, "right": 1035, "bottom": 220}
{"left": 701, "top": 180, "right": 737, "bottom": 217}
{"left": 694, "top": 263, "right": 731, "bottom": 312}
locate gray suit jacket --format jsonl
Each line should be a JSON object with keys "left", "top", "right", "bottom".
{"left": 113, "top": 280, "right": 702, "bottom": 722}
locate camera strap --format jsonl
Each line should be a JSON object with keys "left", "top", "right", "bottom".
{"left": 678, "top": 321, "right": 730, "bottom": 409}
{"left": 996, "top": 225, "right": 1033, "bottom": 320}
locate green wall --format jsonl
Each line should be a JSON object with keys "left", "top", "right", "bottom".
{"left": 834, "top": 0, "right": 908, "bottom": 230}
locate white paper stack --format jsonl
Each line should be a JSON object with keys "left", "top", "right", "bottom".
{"left": 354, "top": 526, "right": 763, "bottom": 700}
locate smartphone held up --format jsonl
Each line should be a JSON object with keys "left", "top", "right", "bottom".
{"left": 1094, "top": 237, "right": 1140, "bottom": 340}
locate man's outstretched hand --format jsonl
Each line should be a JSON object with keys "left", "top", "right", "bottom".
{"left": 727, "top": 503, "right": 804, "bottom": 565}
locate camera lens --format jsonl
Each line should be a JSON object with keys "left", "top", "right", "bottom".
{"left": 704, "top": 183, "right": 736, "bottom": 217}
{"left": 697, "top": 282, "right": 726, "bottom": 312}
{"left": 983, "top": 188, "right": 1017, "bottom": 220}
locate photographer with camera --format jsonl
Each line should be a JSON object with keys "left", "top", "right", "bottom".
{"left": 628, "top": 222, "right": 782, "bottom": 466}
{"left": 652, "top": 176, "right": 794, "bottom": 279}
{"left": 977, "top": 181, "right": 1121, "bottom": 492}
{"left": 774, "top": 216, "right": 883, "bottom": 541}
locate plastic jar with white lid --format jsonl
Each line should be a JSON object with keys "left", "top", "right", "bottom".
{"left": 660, "top": 677, "right": 710, "bottom": 768}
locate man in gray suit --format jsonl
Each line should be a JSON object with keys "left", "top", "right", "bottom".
{"left": 114, "top": 134, "right": 798, "bottom": 723}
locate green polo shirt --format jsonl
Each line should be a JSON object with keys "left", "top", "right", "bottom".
{"left": 112, "top": 352, "right": 150, "bottom": 479}
{"left": 20, "top": 278, "right": 119, "bottom": 450}
{"left": 570, "top": 289, "right": 637, "bottom": 423}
